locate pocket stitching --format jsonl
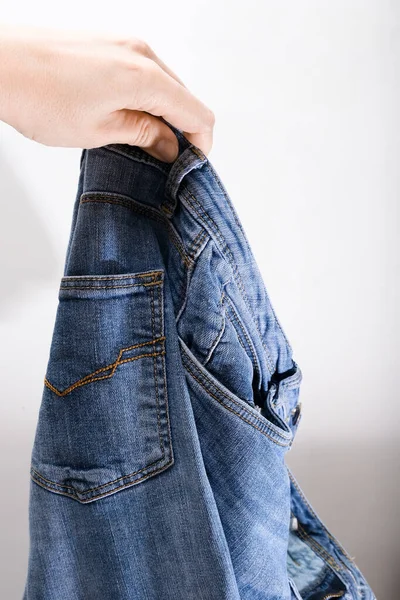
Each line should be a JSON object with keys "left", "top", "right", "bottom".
{"left": 44, "top": 336, "right": 166, "bottom": 397}
{"left": 61, "top": 270, "right": 163, "bottom": 282}
{"left": 30, "top": 450, "right": 173, "bottom": 503}
{"left": 60, "top": 282, "right": 162, "bottom": 291}
{"left": 31, "top": 269, "right": 174, "bottom": 503}
{"left": 180, "top": 339, "right": 292, "bottom": 447}
{"left": 151, "top": 283, "right": 164, "bottom": 455}
{"left": 79, "top": 193, "right": 193, "bottom": 269}
{"left": 184, "top": 357, "right": 289, "bottom": 447}
{"left": 32, "top": 349, "right": 172, "bottom": 502}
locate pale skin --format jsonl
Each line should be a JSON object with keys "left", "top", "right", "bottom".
{"left": 0, "top": 23, "right": 215, "bottom": 162}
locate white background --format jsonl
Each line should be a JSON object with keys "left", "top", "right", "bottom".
{"left": 1, "top": 2, "right": 398, "bottom": 598}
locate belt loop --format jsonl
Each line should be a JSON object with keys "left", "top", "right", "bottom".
{"left": 161, "top": 144, "right": 208, "bottom": 216}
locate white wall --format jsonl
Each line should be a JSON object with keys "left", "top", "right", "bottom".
{"left": 1, "top": 2, "right": 398, "bottom": 598}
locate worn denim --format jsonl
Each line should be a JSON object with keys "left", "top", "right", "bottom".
{"left": 23, "top": 125, "right": 375, "bottom": 599}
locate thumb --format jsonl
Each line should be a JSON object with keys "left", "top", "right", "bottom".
{"left": 100, "top": 109, "right": 179, "bottom": 162}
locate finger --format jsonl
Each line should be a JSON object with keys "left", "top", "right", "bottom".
{"left": 124, "top": 59, "right": 214, "bottom": 155}
{"left": 137, "top": 42, "right": 187, "bottom": 88}
{"left": 145, "top": 59, "right": 214, "bottom": 154}
{"left": 99, "top": 108, "right": 179, "bottom": 162}
{"left": 115, "top": 39, "right": 213, "bottom": 152}
{"left": 137, "top": 53, "right": 214, "bottom": 153}
{"left": 180, "top": 130, "right": 214, "bottom": 155}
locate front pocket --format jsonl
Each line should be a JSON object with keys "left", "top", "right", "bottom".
{"left": 179, "top": 337, "right": 294, "bottom": 448}
{"left": 30, "top": 269, "right": 173, "bottom": 504}
{"left": 265, "top": 362, "right": 303, "bottom": 443}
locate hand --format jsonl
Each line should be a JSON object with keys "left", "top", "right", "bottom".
{"left": 0, "top": 24, "right": 215, "bottom": 162}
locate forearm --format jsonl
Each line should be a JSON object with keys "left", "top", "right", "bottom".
{"left": 0, "top": 24, "right": 48, "bottom": 128}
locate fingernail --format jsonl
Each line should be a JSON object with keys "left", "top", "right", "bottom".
{"left": 151, "top": 137, "right": 179, "bottom": 163}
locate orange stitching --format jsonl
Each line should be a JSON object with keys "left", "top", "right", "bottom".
{"left": 187, "top": 228, "right": 208, "bottom": 260}
{"left": 295, "top": 522, "right": 344, "bottom": 572}
{"left": 44, "top": 337, "right": 165, "bottom": 397}
{"left": 182, "top": 353, "right": 290, "bottom": 447}
{"left": 61, "top": 271, "right": 163, "bottom": 282}
{"left": 150, "top": 278, "right": 156, "bottom": 338}
{"left": 150, "top": 283, "right": 164, "bottom": 455}
{"left": 35, "top": 299, "right": 171, "bottom": 497}
{"left": 30, "top": 456, "right": 173, "bottom": 502}
{"left": 156, "top": 274, "right": 164, "bottom": 338}
{"left": 60, "top": 281, "right": 162, "bottom": 291}
{"left": 45, "top": 351, "right": 165, "bottom": 397}
{"left": 321, "top": 593, "right": 345, "bottom": 600}
{"left": 80, "top": 195, "right": 192, "bottom": 269}
{"left": 288, "top": 470, "right": 356, "bottom": 564}
{"left": 57, "top": 336, "right": 164, "bottom": 383}
{"left": 161, "top": 328, "right": 173, "bottom": 461}
{"left": 102, "top": 144, "right": 170, "bottom": 174}
{"left": 118, "top": 352, "right": 165, "bottom": 367}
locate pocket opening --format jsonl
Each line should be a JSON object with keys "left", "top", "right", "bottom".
{"left": 179, "top": 336, "right": 293, "bottom": 448}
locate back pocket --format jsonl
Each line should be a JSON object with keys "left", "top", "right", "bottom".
{"left": 30, "top": 269, "right": 173, "bottom": 504}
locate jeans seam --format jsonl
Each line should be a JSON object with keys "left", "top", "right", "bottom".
{"left": 288, "top": 469, "right": 357, "bottom": 565}
{"left": 175, "top": 233, "right": 210, "bottom": 325}
{"left": 30, "top": 456, "right": 173, "bottom": 503}
{"left": 203, "top": 292, "right": 226, "bottom": 366}
{"left": 60, "top": 271, "right": 163, "bottom": 283}
{"left": 181, "top": 188, "right": 277, "bottom": 376}
{"left": 44, "top": 339, "right": 166, "bottom": 397}
{"left": 160, "top": 280, "right": 174, "bottom": 474}
{"left": 80, "top": 193, "right": 193, "bottom": 269}
{"left": 181, "top": 345, "right": 292, "bottom": 446}
{"left": 151, "top": 285, "right": 165, "bottom": 456}
{"left": 103, "top": 144, "right": 170, "bottom": 175}
{"left": 195, "top": 160, "right": 295, "bottom": 356}
{"left": 295, "top": 522, "right": 344, "bottom": 572}
{"left": 222, "top": 294, "right": 261, "bottom": 381}
{"left": 186, "top": 228, "right": 209, "bottom": 261}
{"left": 60, "top": 281, "right": 162, "bottom": 291}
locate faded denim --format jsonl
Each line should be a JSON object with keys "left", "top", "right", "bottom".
{"left": 23, "top": 124, "right": 375, "bottom": 600}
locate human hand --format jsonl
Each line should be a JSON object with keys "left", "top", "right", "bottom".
{"left": 0, "top": 24, "right": 215, "bottom": 162}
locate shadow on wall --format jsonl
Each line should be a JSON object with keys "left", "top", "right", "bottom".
{"left": 0, "top": 149, "right": 58, "bottom": 314}
{"left": 286, "top": 437, "right": 398, "bottom": 600}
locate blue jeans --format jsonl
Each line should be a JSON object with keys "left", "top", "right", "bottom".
{"left": 24, "top": 126, "right": 375, "bottom": 599}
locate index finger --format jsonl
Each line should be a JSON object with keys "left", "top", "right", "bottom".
{"left": 124, "top": 57, "right": 215, "bottom": 155}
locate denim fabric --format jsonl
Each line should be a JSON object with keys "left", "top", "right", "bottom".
{"left": 23, "top": 125, "right": 375, "bottom": 600}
